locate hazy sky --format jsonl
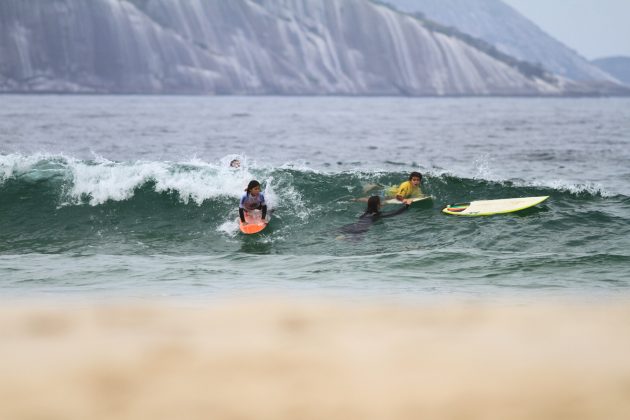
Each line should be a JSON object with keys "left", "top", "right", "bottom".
{"left": 502, "top": 0, "right": 630, "bottom": 59}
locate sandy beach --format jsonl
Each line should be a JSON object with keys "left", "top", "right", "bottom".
{"left": 1, "top": 299, "right": 629, "bottom": 420}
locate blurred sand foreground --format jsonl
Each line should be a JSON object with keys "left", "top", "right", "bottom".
{"left": 1, "top": 300, "right": 630, "bottom": 420}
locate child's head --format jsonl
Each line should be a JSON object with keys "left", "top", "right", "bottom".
{"left": 245, "top": 180, "right": 261, "bottom": 195}
{"left": 366, "top": 195, "right": 381, "bottom": 213}
{"left": 409, "top": 171, "right": 422, "bottom": 186}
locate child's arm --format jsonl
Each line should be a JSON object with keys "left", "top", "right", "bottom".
{"left": 239, "top": 207, "right": 246, "bottom": 223}
{"left": 260, "top": 193, "right": 267, "bottom": 221}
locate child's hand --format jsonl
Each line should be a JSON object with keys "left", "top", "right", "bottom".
{"left": 403, "top": 199, "right": 412, "bottom": 205}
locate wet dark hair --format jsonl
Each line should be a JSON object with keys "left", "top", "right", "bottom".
{"left": 409, "top": 171, "right": 422, "bottom": 181}
{"left": 245, "top": 180, "right": 261, "bottom": 193}
{"left": 366, "top": 195, "right": 381, "bottom": 214}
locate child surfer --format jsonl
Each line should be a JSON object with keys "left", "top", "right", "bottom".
{"left": 239, "top": 180, "right": 268, "bottom": 225}
{"left": 358, "top": 171, "right": 424, "bottom": 202}
{"left": 391, "top": 171, "right": 423, "bottom": 202}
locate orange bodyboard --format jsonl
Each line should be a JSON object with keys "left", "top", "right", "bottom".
{"left": 238, "top": 210, "right": 269, "bottom": 234}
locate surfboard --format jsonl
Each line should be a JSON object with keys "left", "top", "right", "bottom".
{"left": 442, "top": 196, "right": 549, "bottom": 216}
{"left": 384, "top": 195, "right": 432, "bottom": 205}
{"left": 238, "top": 210, "right": 270, "bottom": 234}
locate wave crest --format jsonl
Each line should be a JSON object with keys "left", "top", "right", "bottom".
{"left": 0, "top": 154, "right": 617, "bottom": 209}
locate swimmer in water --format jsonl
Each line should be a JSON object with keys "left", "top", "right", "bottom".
{"left": 340, "top": 195, "right": 411, "bottom": 237}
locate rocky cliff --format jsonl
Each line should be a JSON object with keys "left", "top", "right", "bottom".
{"left": 386, "top": 0, "right": 618, "bottom": 83}
{"left": 0, "top": 0, "right": 575, "bottom": 95}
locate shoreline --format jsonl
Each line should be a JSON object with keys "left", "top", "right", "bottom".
{"left": 1, "top": 299, "right": 629, "bottom": 419}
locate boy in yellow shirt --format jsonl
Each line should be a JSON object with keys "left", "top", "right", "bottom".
{"left": 389, "top": 171, "right": 423, "bottom": 202}
{"left": 357, "top": 172, "right": 423, "bottom": 202}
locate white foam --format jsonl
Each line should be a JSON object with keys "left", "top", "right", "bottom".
{"left": 62, "top": 155, "right": 265, "bottom": 205}
{"left": 536, "top": 179, "right": 611, "bottom": 197}
{"left": 68, "top": 158, "right": 161, "bottom": 205}
{"left": 471, "top": 154, "right": 497, "bottom": 180}
{"left": 0, "top": 153, "right": 316, "bottom": 207}
{"left": 217, "top": 218, "right": 240, "bottom": 237}
{"left": 0, "top": 152, "right": 64, "bottom": 181}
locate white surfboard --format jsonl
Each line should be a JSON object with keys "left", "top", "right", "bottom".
{"left": 384, "top": 195, "right": 432, "bottom": 205}
{"left": 442, "top": 196, "right": 549, "bottom": 216}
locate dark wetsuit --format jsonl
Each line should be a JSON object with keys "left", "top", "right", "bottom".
{"left": 340, "top": 204, "right": 409, "bottom": 236}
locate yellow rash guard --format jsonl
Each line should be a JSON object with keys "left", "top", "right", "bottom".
{"left": 388, "top": 180, "right": 422, "bottom": 199}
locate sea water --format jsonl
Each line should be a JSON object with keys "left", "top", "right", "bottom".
{"left": 1, "top": 95, "right": 629, "bottom": 300}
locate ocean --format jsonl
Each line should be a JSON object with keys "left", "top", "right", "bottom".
{"left": 1, "top": 95, "right": 629, "bottom": 300}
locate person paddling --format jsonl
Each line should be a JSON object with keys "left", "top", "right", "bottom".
{"left": 239, "top": 180, "right": 268, "bottom": 225}
{"left": 358, "top": 171, "right": 424, "bottom": 202}
{"left": 340, "top": 195, "right": 411, "bottom": 236}
{"left": 392, "top": 171, "right": 423, "bottom": 202}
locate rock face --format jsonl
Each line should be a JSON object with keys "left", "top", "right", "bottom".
{"left": 0, "top": 0, "right": 220, "bottom": 93}
{"left": 592, "top": 57, "right": 630, "bottom": 86}
{"left": 0, "top": 0, "right": 614, "bottom": 95}
{"left": 386, "top": 0, "right": 618, "bottom": 83}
